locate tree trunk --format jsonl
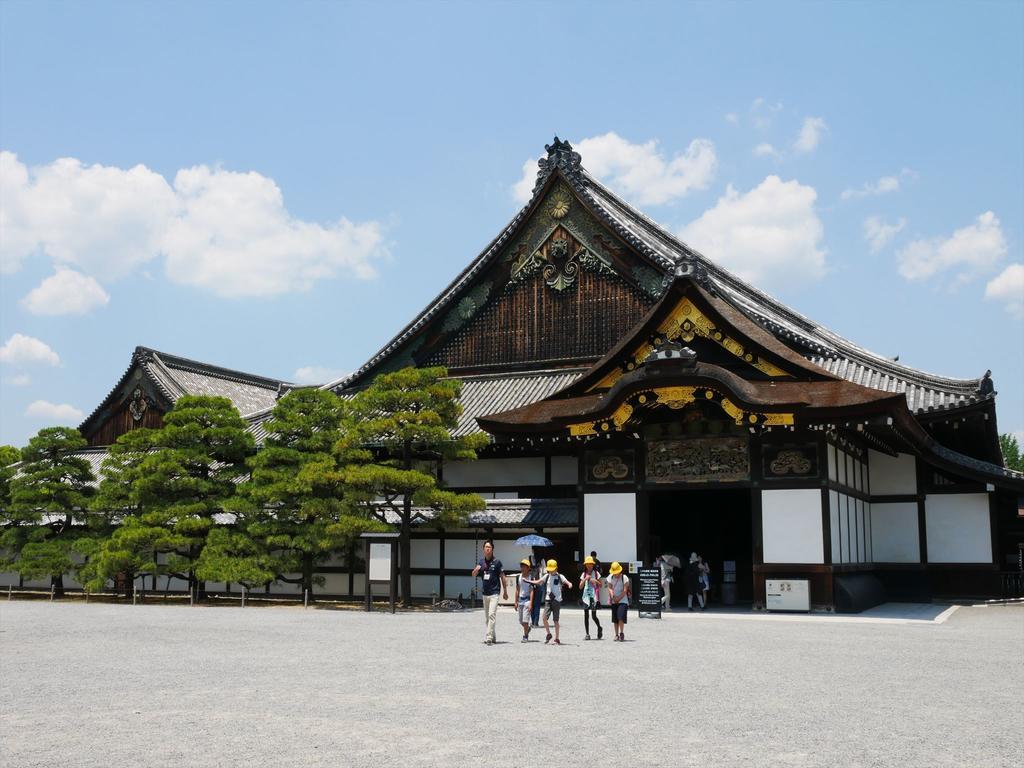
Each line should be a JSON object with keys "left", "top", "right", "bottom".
{"left": 400, "top": 438, "right": 413, "bottom": 605}
{"left": 302, "top": 551, "right": 314, "bottom": 601}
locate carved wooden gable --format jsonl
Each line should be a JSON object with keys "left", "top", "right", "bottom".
{"left": 85, "top": 367, "right": 168, "bottom": 446}
{"left": 422, "top": 182, "right": 663, "bottom": 371}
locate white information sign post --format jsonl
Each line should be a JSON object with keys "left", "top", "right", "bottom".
{"left": 361, "top": 532, "right": 399, "bottom": 613}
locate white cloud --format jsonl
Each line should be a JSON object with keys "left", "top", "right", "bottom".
{"left": 897, "top": 211, "right": 1008, "bottom": 282}
{"left": 679, "top": 175, "right": 826, "bottom": 290}
{"left": 753, "top": 143, "right": 782, "bottom": 160}
{"left": 842, "top": 176, "right": 899, "bottom": 200}
{"left": 724, "top": 112, "right": 739, "bottom": 125}
{"left": 863, "top": 216, "right": 907, "bottom": 253}
{"left": 0, "top": 151, "right": 177, "bottom": 278}
{"left": 512, "top": 132, "right": 717, "bottom": 206}
{"left": 293, "top": 366, "right": 348, "bottom": 385}
{"left": 750, "top": 97, "right": 783, "bottom": 129}
{"left": 841, "top": 169, "right": 916, "bottom": 200}
{"left": 793, "top": 117, "right": 827, "bottom": 154}
{"left": 25, "top": 400, "right": 84, "bottom": 423}
{"left": 0, "top": 334, "right": 60, "bottom": 366}
{"left": 0, "top": 151, "right": 387, "bottom": 298}
{"left": 21, "top": 268, "right": 110, "bottom": 315}
{"left": 984, "top": 263, "right": 1024, "bottom": 318}
{"left": 2, "top": 373, "right": 31, "bottom": 387}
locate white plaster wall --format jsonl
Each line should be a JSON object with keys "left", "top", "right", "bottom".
{"left": 761, "top": 489, "right": 823, "bottom": 564}
{"left": 269, "top": 578, "right": 301, "bottom": 594}
{"left": 319, "top": 573, "right": 350, "bottom": 595}
{"left": 869, "top": 451, "right": 917, "bottom": 495}
{"left": 411, "top": 574, "right": 440, "bottom": 597}
{"left": 551, "top": 456, "right": 579, "bottom": 485}
{"left": 829, "top": 491, "right": 841, "bottom": 564}
{"left": 870, "top": 502, "right": 920, "bottom": 562}
{"left": 584, "top": 492, "right": 637, "bottom": 564}
{"left": 445, "top": 539, "right": 478, "bottom": 569}
{"left": 445, "top": 575, "right": 475, "bottom": 599}
{"left": 827, "top": 444, "right": 837, "bottom": 482}
{"left": 443, "top": 458, "right": 545, "bottom": 488}
{"left": 410, "top": 539, "right": 440, "bottom": 568}
{"left": 925, "top": 493, "right": 992, "bottom": 563}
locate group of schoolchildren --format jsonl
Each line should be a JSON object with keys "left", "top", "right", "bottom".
{"left": 474, "top": 539, "right": 632, "bottom": 645}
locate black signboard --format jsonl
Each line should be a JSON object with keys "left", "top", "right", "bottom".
{"left": 636, "top": 567, "right": 662, "bottom": 618}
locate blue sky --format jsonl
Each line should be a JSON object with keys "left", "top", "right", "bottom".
{"left": 1, "top": 0, "right": 1022, "bottom": 449}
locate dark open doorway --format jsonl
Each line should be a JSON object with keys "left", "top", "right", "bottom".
{"left": 647, "top": 489, "right": 753, "bottom": 602}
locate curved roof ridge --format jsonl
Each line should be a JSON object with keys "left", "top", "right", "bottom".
{"left": 575, "top": 167, "right": 985, "bottom": 393}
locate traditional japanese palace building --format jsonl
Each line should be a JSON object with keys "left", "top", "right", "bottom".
{"left": 38, "top": 138, "right": 1024, "bottom": 610}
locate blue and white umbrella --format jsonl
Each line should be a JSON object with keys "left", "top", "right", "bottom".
{"left": 514, "top": 534, "right": 553, "bottom": 548}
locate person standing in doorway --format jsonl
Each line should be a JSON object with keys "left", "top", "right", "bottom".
{"left": 516, "top": 559, "right": 536, "bottom": 642}
{"left": 684, "top": 552, "right": 705, "bottom": 611}
{"left": 579, "top": 555, "right": 603, "bottom": 640}
{"left": 699, "top": 555, "right": 711, "bottom": 607}
{"left": 541, "top": 559, "right": 572, "bottom": 645}
{"left": 607, "top": 561, "right": 631, "bottom": 641}
{"left": 656, "top": 555, "right": 673, "bottom": 610}
{"left": 472, "top": 540, "right": 507, "bottom": 644}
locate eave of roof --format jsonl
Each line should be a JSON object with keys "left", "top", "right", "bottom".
{"left": 326, "top": 138, "right": 987, "bottom": 413}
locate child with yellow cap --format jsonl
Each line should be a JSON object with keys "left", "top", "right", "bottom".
{"left": 540, "top": 559, "right": 572, "bottom": 645}
{"left": 606, "top": 561, "right": 631, "bottom": 641}
{"left": 579, "top": 555, "right": 603, "bottom": 640}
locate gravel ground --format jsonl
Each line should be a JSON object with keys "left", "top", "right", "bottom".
{"left": 1, "top": 601, "right": 1021, "bottom": 768}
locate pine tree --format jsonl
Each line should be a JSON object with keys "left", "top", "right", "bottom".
{"left": 2, "top": 428, "right": 95, "bottom": 596}
{"left": 129, "top": 395, "right": 254, "bottom": 596}
{"left": 205, "top": 388, "right": 384, "bottom": 596}
{"left": 79, "top": 427, "right": 182, "bottom": 594}
{"left": 0, "top": 444, "right": 20, "bottom": 510}
{"left": 338, "top": 367, "right": 486, "bottom": 605}
{"left": 999, "top": 433, "right": 1023, "bottom": 473}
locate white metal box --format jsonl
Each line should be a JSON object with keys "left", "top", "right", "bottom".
{"left": 765, "top": 579, "right": 810, "bottom": 611}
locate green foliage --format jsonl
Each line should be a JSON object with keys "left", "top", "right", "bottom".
{"left": 338, "top": 367, "right": 486, "bottom": 602}
{"left": 0, "top": 428, "right": 96, "bottom": 591}
{"left": 206, "top": 388, "right": 363, "bottom": 593}
{"left": 1000, "top": 433, "right": 1023, "bottom": 472}
{"left": 87, "top": 396, "right": 254, "bottom": 592}
{"left": 0, "top": 444, "right": 20, "bottom": 511}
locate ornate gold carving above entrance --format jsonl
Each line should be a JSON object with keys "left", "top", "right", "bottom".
{"left": 565, "top": 385, "right": 795, "bottom": 436}
{"left": 646, "top": 437, "right": 750, "bottom": 483}
{"left": 591, "top": 296, "right": 791, "bottom": 390}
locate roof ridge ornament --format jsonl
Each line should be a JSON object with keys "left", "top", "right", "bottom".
{"left": 533, "top": 136, "right": 583, "bottom": 197}
{"left": 674, "top": 259, "right": 716, "bottom": 295}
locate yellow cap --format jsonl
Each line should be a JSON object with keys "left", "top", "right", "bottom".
{"left": 609, "top": 561, "right": 623, "bottom": 575}
{"left": 520, "top": 558, "right": 531, "bottom": 567}
{"left": 584, "top": 556, "right": 595, "bottom": 566}
{"left": 546, "top": 559, "right": 558, "bottom": 572}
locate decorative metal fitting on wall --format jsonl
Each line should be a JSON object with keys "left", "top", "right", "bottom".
{"left": 543, "top": 239, "right": 580, "bottom": 291}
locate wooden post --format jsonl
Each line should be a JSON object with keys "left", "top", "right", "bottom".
{"left": 190, "top": 587, "right": 195, "bottom": 607}
{"left": 85, "top": 589, "right": 89, "bottom": 603}
{"left": 241, "top": 586, "right": 246, "bottom": 608}
{"left": 304, "top": 589, "right": 309, "bottom": 609}
{"left": 50, "top": 584, "right": 55, "bottom": 602}
{"left": 389, "top": 540, "right": 398, "bottom": 614}
{"left": 133, "top": 585, "right": 137, "bottom": 606}
{"left": 7, "top": 585, "right": 11, "bottom": 601}
{"left": 364, "top": 537, "right": 372, "bottom": 612}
